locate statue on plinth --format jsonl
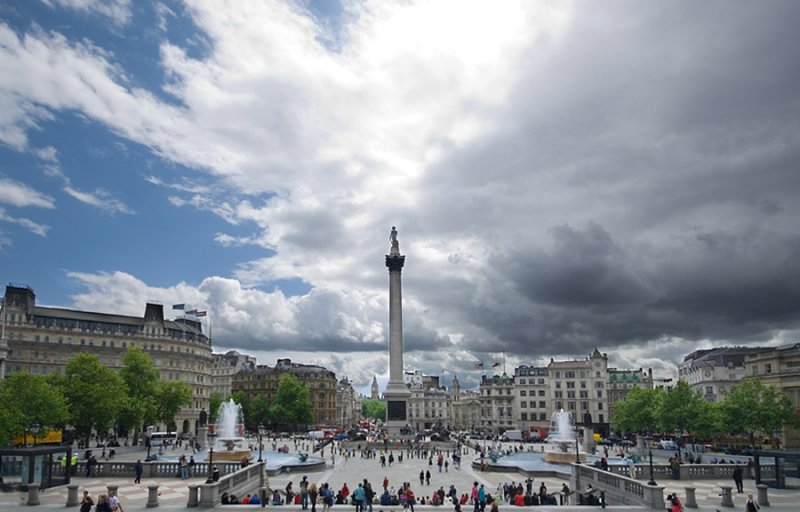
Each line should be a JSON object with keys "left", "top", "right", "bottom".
{"left": 390, "top": 226, "right": 399, "bottom": 250}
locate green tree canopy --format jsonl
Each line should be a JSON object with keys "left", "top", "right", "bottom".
{"left": 119, "top": 347, "right": 160, "bottom": 439}
{"left": 0, "top": 373, "right": 68, "bottom": 445}
{"left": 656, "top": 380, "right": 711, "bottom": 438}
{"left": 361, "top": 399, "right": 386, "bottom": 421}
{"left": 612, "top": 387, "right": 663, "bottom": 435}
{"left": 249, "top": 394, "right": 272, "bottom": 429}
{"left": 720, "top": 380, "right": 798, "bottom": 442}
{"left": 209, "top": 392, "right": 224, "bottom": 424}
{"left": 60, "top": 353, "right": 125, "bottom": 442}
{"left": 269, "top": 374, "right": 313, "bottom": 430}
{"left": 155, "top": 380, "right": 192, "bottom": 428}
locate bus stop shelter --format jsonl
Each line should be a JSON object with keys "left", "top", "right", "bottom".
{"left": 0, "top": 445, "right": 73, "bottom": 491}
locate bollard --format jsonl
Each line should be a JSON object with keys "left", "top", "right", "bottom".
{"left": 600, "top": 490, "right": 606, "bottom": 508}
{"left": 720, "top": 486, "right": 734, "bottom": 507}
{"left": 26, "top": 483, "right": 41, "bottom": 506}
{"left": 66, "top": 484, "right": 81, "bottom": 507}
{"left": 684, "top": 487, "right": 697, "bottom": 508}
{"left": 107, "top": 484, "right": 119, "bottom": 497}
{"left": 146, "top": 485, "right": 160, "bottom": 508}
{"left": 757, "top": 484, "right": 770, "bottom": 507}
{"left": 187, "top": 484, "right": 199, "bottom": 508}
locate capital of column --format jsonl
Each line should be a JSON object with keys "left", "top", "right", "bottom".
{"left": 385, "top": 254, "right": 406, "bottom": 272}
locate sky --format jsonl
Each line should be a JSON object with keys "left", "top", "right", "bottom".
{"left": 1, "top": 0, "right": 799, "bottom": 395}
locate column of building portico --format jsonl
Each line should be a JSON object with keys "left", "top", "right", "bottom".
{"left": 384, "top": 227, "right": 411, "bottom": 438}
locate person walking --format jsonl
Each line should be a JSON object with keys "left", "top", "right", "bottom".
{"left": 419, "top": 471, "right": 425, "bottom": 486}
{"left": 733, "top": 465, "right": 744, "bottom": 493}
{"left": 425, "top": 470, "right": 431, "bottom": 486}
{"left": 95, "top": 494, "right": 111, "bottom": 512}
{"left": 109, "top": 490, "right": 124, "bottom": 512}
{"left": 134, "top": 459, "right": 143, "bottom": 484}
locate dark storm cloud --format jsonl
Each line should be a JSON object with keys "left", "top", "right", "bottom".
{"left": 397, "top": 1, "right": 800, "bottom": 368}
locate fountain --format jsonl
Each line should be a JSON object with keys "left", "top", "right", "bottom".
{"left": 211, "top": 399, "right": 252, "bottom": 462}
{"left": 543, "top": 409, "right": 587, "bottom": 464}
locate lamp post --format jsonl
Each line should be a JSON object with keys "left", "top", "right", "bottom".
{"left": 31, "top": 421, "right": 40, "bottom": 447}
{"left": 674, "top": 428, "right": 682, "bottom": 463}
{"left": 206, "top": 431, "right": 217, "bottom": 484}
{"left": 645, "top": 435, "right": 657, "bottom": 486}
{"left": 258, "top": 424, "right": 265, "bottom": 462}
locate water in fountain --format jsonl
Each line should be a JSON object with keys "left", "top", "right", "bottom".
{"left": 543, "top": 409, "right": 585, "bottom": 463}
{"left": 216, "top": 399, "right": 243, "bottom": 440}
{"left": 212, "top": 399, "right": 250, "bottom": 462}
{"left": 548, "top": 409, "right": 576, "bottom": 442}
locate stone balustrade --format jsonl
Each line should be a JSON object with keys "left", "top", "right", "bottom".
{"left": 572, "top": 463, "right": 665, "bottom": 509}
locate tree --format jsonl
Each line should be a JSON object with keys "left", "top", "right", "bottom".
{"left": 269, "top": 374, "right": 313, "bottom": 431}
{"left": 60, "top": 353, "right": 125, "bottom": 443}
{"left": 249, "top": 394, "right": 272, "bottom": 429}
{"left": 361, "top": 399, "right": 387, "bottom": 421}
{"left": 209, "top": 391, "right": 224, "bottom": 424}
{"left": 720, "top": 380, "right": 798, "bottom": 445}
{"left": 230, "top": 391, "right": 251, "bottom": 428}
{"left": 612, "top": 387, "right": 663, "bottom": 435}
{"left": 119, "top": 347, "right": 159, "bottom": 442}
{"left": 656, "top": 381, "right": 709, "bottom": 435}
{"left": 155, "top": 381, "right": 192, "bottom": 429}
{"left": 0, "top": 373, "right": 68, "bottom": 445}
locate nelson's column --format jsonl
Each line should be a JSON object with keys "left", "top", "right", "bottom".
{"left": 384, "top": 226, "right": 411, "bottom": 437}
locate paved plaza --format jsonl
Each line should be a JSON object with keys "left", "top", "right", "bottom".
{"left": 2, "top": 441, "right": 800, "bottom": 511}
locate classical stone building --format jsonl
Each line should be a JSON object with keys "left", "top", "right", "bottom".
{"left": 407, "top": 374, "right": 451, "bottom": 431}
{"left": 478, "top": 372, "right": 515, "bottom": 434}
{"left": 450, "top": 377, "right": 481, "bottom": 432}
{"left": 548, "top": 349, "right": 610, "bottom": 436}
{"left": 211, "top": 350, "right": 257, "bottom": 399}
{"left": 513, "top": 365, "right": 550, "bottom": 435}
{"left": 232, "top": 358, "right": 337, "bottom": 425}
{"left": 0, "top": 283, "right": 212, "bottom": 435}
{"left": 743, "top": 344, "right": 800, "bottom": 449}
{"left": 679, "top": 346, "right": 764, "bottom": 402}
{"left": 336, "top": 377, "right": 360, "bottom": 429}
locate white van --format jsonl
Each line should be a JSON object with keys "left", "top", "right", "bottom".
{"left": 659, "top": 439, "right": 677, "bottom": 450}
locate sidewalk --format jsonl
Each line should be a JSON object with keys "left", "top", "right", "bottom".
{"left": 2, "top": 442, "right": 798, "bottom": 511}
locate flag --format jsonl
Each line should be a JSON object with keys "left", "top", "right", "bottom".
{"left": 172, "top": 304, "right": 185, "bottom": 310}
{"left": 194, "top": 310, "right": 207, "bottom": 317}
{"left": 492, "top": 362, "right": 501, "bottom": 368}
{"left": 475, "top": 362, "right": 484, "bottom": 369}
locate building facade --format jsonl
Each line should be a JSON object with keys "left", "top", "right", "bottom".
{"left": 336, "top": 377, "right": 360, "bottom": 429}
{"left": 232, "top": 358, "right": 338, "bottom": 425}
{"left": 607, "top": 367, "right": 653, "bottom": 426}
{"left": 478, "top": 372, "right": 515, "bottom": 434}
{"left": 743, "top": 344, "right": 800, "bottom": 449}
{"left": 513, "top": 365, "right": 550, "bottom": 435}
{"left": 0, "top": 283, "right": 213, "bottom": 435}
{"left": 547, "top": 349, "right": 610, "bottom": 436}
{"left": 679, "top": 347, "right": 764, "bottom": 402}
{"left": 211, "top": 350, "right": 257, "bottom": 399}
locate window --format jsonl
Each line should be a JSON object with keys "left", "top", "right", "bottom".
{"left": 555, "top": 382, "right": 561, "bottom": 389}
{"left": 538, "top": 390, "right": 545, "bottom": 396}
{"left": 599, "top": 414, "right": 604, "bottom": 423}
{"left": 565, "top": 371, "right": 576, "bottom": 378}
{"left": 766, "top": 364, "right": 772, "bottom": 374}
{"left": 554, "top": 391, "right": 563, "bottom": 398}
{"left": 580, "top": 381, "right": 587, "bottom": 388}
{"left": 596, "top": 391, "right": 603, "bottom": 398}
{"left": 538, "top": 378, "right": 545, "bottom": 384}
{"left": 581, "top": 401, "right": 588, "bottom": 410}
{"left": 520, "top": 401, "right": 527, "bottom": 408}
{"left": 556, "top": 401, "right": 563, "bottom": 410}
{"left": 520, "top": 390, "right": 527, "bottom": 396}
{"left": 568, "top": 401, "right": 576, "bottom": 410}
{"left": 539, "top": 401, "right": 546, "bottom": 408}
{"left": 598, "top": 403, "right": 603, "bottom": 410}
{"left": 705, "top": 386, "right": 713, "bottom": 394}
{"left": 521, "top": 413, "right": 528, "bottom": 421}
{"left": 566, "top": 382, "right": 575, "bottom": 388}
{"left": 567, "top": 391, "right": 575, "bottom": 399}
{"left": 539, "top": 412, "right": 547, "bottom": 421}
{"left": 579, "top": 391, "right": 588, "bottom": 398}
{"left": 519, "top": 378, "right": 526, "bottom": 384}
